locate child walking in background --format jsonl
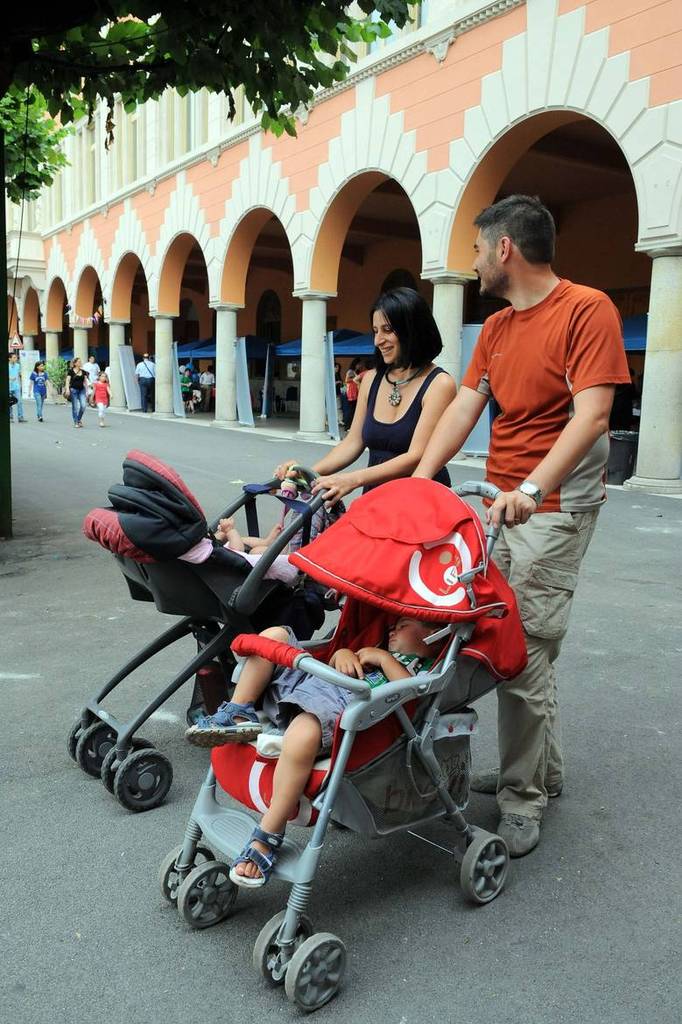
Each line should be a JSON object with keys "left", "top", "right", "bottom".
{"left": 28, "top": 361, "right": 49, "bottom": 421}
{"left": 93, "top": 372, "right": 111, "bottom": 427}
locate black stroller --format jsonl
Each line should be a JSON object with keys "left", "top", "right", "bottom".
{"left": 68, "top": 450, "right": 331, "bottom": 813}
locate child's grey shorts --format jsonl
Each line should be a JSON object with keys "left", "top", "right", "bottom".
{"left": 261, "top": 627, "right": 350, "bottom": 752}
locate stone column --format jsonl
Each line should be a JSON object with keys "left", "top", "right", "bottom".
{"left": 624, "top": 249, "right": 682, "bottom": 494}
{"left": 73, "top": 327, "right": 89, "bottom": 365}
{"left": 107, "top": 320, "right": 127, "bottom": 409}
{"left": 45, "top": 332, "right": 60, "bottom": 363}
{"left": 295, "top": 290, "right": 333, "bottom": 439}
{"left": 23, "top": 335, "right": 34, "bottom": 352}
{"left": 153, "top": 314, "right": 174, "bottom": 415}
{"left": 212, "top": 304, "right": 241, "bottom": 424}
{"left": 426, "top": 273, "right": 470, "bottom": 384}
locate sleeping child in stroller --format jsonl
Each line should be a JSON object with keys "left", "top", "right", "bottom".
{"left": 186, "top": 617, "right": 444, "bottom": 888}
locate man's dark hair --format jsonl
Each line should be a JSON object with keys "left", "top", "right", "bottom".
{"left": 474, "top": 194, "right": 555, "bottom": 264}
{"left": 370, "top": 287, "right": 442, "bottom": 370}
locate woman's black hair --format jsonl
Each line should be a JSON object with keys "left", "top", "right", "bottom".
{"left": 34, "top": 360, "right": 44, "bottom": 372}
{"left": 369, "top": 287, "right": 442, "bottom": 371}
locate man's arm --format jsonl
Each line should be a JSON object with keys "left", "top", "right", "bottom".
{"left": 413, "top": 386, "right": 488, "bottom": 479}
{"left": 488, "top": 384, "right": 615, "bottom": 527}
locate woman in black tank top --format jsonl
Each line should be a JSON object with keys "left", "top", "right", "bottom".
{"left": 274, "top": 288, "right": 456, "bottom": 504}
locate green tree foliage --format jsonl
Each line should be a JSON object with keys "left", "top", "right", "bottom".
{"left": 0, "top": 87, "right": 69, "bottom": 203}
{"left": 6, "top": 2, "right": 416, "bottom": 138}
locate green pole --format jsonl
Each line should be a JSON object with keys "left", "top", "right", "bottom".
{"left": 0, "top": 126, "right": 13, "bottom": 538}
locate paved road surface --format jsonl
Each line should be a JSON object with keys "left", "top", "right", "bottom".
{"left": 1, "top": 407, "right": 680, "bottom": 1024}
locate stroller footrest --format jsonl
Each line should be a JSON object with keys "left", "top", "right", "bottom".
{"left": 194, "top": 805, "right": 304, "bottom": 884}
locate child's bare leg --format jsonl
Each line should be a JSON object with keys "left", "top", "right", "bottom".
{"left": 242, "top": 523, "right": 282, "bottom": 550}
{"left": 236, "top": 712, "right": 322, "bottom": 879}
{"left": 229, "top": 626, "right": 291, "bottom": 711}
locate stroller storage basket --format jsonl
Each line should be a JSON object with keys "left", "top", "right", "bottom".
{"left": 331, "top": 711, "right": 475, "bottom": 835}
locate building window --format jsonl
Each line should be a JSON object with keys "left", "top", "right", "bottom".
{"left": 165, "top": 90, "right": 176, "bottom": 162}
{"left": 85, "top": 123, "right": 97, "bottom": 205}
{"left": 181, "top": 93, "right": 193, "bottom": 154}
{"left": 368, "top": 4, "right": 423, "bottom": 54}
{"left": 128, "top": 106, "right": 146, "bottom": 182}
{"left": 52, "top": 171, "right": 63, "bottom": 223}
{"left": 230, "top": 86, "right": 245, "bottom": 126}
{"left": 197, "top": 91, "right": 209, "bottom": 145}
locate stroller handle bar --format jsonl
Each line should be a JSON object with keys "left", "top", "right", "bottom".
{"left": 231, "top": 470, "right": 329, "bottom": 617}
{"left": 454, "top": 479, "right": 503, "bottom": 554}
{"left": 454, "top": 480, "right": 500, "bottom": 502}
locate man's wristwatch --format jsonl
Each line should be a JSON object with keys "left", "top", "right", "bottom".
{"left": 517, "top": 481, "right": 543, "bottom": 507}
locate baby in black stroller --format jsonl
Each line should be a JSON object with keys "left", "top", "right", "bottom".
{"left": 72, "top": 451, "right": 337, "bottom": 812}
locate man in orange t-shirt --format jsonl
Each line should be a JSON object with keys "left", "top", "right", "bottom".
{"left": 415, "top": 195, "right": 630, "bottom": 856}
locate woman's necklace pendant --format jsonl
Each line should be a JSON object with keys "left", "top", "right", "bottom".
{"left": 388, "top": 383, "right": 402, "bottom": 407}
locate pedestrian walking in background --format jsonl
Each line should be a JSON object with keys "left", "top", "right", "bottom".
{"left": 199, "top": 365, "right": 215, "bottom": 412}
{"left": 8, "top": 353, "right": 26, "bottom": 423}
{"left": 93, "top": 372, "right": 111, "bottom": 427}
{"left": 64, "top": 357, "right": 89, "bottom": 427}
{"left": 135, "top": 352, "right": 156, "bottom": 412}
{"left": 28, "top": 361, "right": 49, "bottom": 421}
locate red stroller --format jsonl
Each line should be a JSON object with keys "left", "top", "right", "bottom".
{"left": 159, "top": 478, "right": 527, "bottom": 1012}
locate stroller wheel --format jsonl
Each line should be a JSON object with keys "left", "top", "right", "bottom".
{"left": 75, "top": 722, "right": 117, "bottom": 778}
{"left": 100, "top": 738, "right": 156, "bottom": 794}
{"left": 159, "top": 844, "right": 215, "bottom": 904}
{"left": 460, "top": 832, "right": 510, "bottom": 905}
{"left": 67, "top": 720, "right": 84, "bottom": 762}
{"left": 284, "top": 933, "right": 347, "bottom": 1011}
{"left": 113, "top": 748, "right": 173, "bottom": 812}
{"left": 177, "top": 861, "right": 237, "bottom": 928}
{"left": 253, "top": 911, "right": 313, "bottom": 987}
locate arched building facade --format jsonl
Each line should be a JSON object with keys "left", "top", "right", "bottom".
{"left": 9, "top": 0, "right": 682, "bottom": 491}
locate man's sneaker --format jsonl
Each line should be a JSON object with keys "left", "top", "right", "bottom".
{"left": 497, "top": 813, "right": 540, "bottom": 857}
{"left": 471, "top": 768, "right": 563, "bottom": 798}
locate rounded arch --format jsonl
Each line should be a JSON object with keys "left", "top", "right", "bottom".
{"left": 74, "top": 265, "right": 102, "bottom": 319}
{"left": 22, "top": 287, "right": 41, "bottom": 336}
{"left": 44, "top": 277, "right": 68, "bottom": 332}
{"left": 110, "top": 251, "right": 148, "bottom": 321}
{"left": 446, "top": 111, "right": 588, "bottom": 273}
{"left": 156, "top": 232, "right": 208, "bottom": 316}
{"left": 309, "top": 171, "right": 399, "bottom": 294}
{"left": 219, "top": 208, "right": 288, "bottom": 307}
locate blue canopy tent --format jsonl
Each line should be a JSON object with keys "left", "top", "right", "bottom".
{"left": 622, "top": 315, "right": 647, "bottom": 351}
{"left": 275, "top": 328, "right": 373, "bottom": 357}
{"left": 176, "top": 335, "right": 271, "bottom": 361}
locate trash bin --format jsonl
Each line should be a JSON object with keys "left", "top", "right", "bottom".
{"left": 607, "top": 430, "right": 639, "bottom": 484}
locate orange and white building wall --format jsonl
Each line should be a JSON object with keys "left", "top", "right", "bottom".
{"left": 6, "top": 0, "right": 682, "bottom": 491}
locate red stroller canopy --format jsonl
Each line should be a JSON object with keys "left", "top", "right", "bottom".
{"left": 290, "top": 478, "right": 513, "bottom": 623}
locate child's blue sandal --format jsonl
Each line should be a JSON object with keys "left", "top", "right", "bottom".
{"left": 229, "top": 826, "right": 284, "bottom": 888}
{"left": 185, "top": 700, "right": 262, "bottom": 748}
